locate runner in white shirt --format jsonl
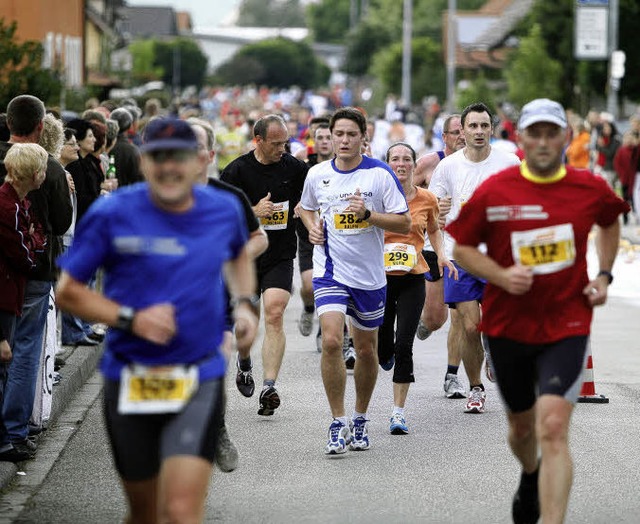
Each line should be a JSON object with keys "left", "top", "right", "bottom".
{"left": 429, "top": 102, "right": 520, "bottom": 414}
{"left": 298, "top": 107, "right": 410, "bottom": 454}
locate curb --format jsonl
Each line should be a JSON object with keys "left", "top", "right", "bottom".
{"left": 0, "top": 344, "right": 102, "bottom": 491}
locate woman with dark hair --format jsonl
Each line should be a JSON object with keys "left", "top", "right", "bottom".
{"left": 65, "top": 119, "right": 104, "bottom": 222}
{"left": 377, "top": 142, "right": 456, "bottom": 435}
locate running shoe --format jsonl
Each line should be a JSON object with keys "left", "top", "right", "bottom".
{"left": 444, "top": 373, "right": 466, "bottom": 399}
{"left": 235, "top": 356, "right": 255, "bottom": 398}
{"left": 258, "top": 385, "right": 281, "bottom": 416}
{"left": 416, "top": 320, "right": 432, "bottom": 341}
{"left": 349, "top": 416, "right": 370, "bottom": 450}
{"left": 324, "top": 419, "right": 351, "bottom": 455}
{"left": 298, "top": 310, "right": 314, "bottom": 337}
{"left": 512, "top": 481, "right": 540, "bottom": 524}
{"left": 379, "top": 355, "right": 395, "bottom": 371}
{"left": 215, "top": 425, "right": 239, "bottom": 472}
{"left": 464, "top": 386, "right": 486, "bottom": 414}
{"left": 343, "top": 335, "right": 356, "bottom": 371}
{"left": 389, "top": 413, "right": 409, "bottom": 435}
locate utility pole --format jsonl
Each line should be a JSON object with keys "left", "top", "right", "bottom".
{"left": 446, "top": 0, "right": 457, "bottom": 113}
{"left": 605, "top": 0, "right": 620, "bottom": 119}
{"left": 401, "top": 0, "right": 413, "bottom": 108}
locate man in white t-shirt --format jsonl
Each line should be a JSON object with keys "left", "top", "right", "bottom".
{"left": 298, "top": 107, "right": 411, "bottom": 454}
{"left": 429, "top": 102, "right": 520, "bottom": 414}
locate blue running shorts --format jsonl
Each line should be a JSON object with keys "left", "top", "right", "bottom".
{"left": 312, "top": 276, "right": 386, "bottom": 330}
{"left": 443, "top": 261, "right": 485, "bottom": 307}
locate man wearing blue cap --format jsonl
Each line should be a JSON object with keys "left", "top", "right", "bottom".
{"left": 447, "top": 99, "right": 629, "bottom": 524}
{"left": 55, "top": 118, "right": 259, "bottom": 523}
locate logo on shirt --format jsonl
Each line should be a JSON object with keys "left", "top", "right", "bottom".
{"left": 487, "top": 205, "right": 549, "bottom": 222}
{"left": 114, "top": 236, "right": 186, "bottom": 256}
{"left": 322, "top": 179, "right": 330, "bottom": 186}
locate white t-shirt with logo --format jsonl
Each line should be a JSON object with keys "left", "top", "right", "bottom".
{"left": 430, "top": 147, "right": 521, "bottom": 258}
{"left": 300, "top": 156, "right": 408, "bottom": 290}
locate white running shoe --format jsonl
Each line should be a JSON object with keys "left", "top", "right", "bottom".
{"left": 464, "top": 387, "right": 486, "bottom": 414}
{"left": 444, "top": 373, "right": 466, "bottom": 399}
{"left": 325, "top": 419, "right": 351, "bottom": 455}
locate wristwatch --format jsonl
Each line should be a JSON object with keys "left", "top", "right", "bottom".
{"left": 115, "top": 306, "right": 136, "bottom": 332}
{"left": 232, "top": 295, "right": 260, "bottom": 309}
{"left": 362, "top": 209, "right": 371, "bottom": 221}
{"left": 597, "top": 270, "right": 613, "bottom": 285}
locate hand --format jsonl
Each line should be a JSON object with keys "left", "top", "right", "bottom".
{"left": 132, "top": 303, "right": 177, "bottom": 345}
{"left": 500, "top": 265, "right": 534, "bottom": 295}
{"left": 438, "top": 196, "right": 452, "bottom": 216}
{"left": 345, "top": 188, "right": 367, "bottom": 219}
{"left": 234, "top": 303, "right": 259, "bottom": 354}
{"left": 439, "top": 257, "right": 459, "bottom": 280}
{"left": 66, "top": 172, "right": 76, "bottom": 193}
{"left": 254, "top": 192, "right": 274, "bottom": 218}
{"left": 308, "top": 218, "right": 325, "bottom": 245}
{"left": 0, "top": 340, "right": 12, "bottom": 363}
{"left": 293, "top": 201, "right": 302, "bottom": 218}
{"left": 583, "top": 277, "right": 608, "bottom": 307}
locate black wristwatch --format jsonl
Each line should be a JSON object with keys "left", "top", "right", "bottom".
{"left": 362, "top": 209, "right": 371, "bottom": 221}
{"left": 115, "top": 306, "right": 136, "bottom": 332}
{"left": 597, "top": 270, "right": 614, "bottom": 285}
{"left": 232, "top": 295, "right": 260, "bottom": 309}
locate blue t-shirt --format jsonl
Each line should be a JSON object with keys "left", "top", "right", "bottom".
{"left": 58, "top": 183, "right": 248, "bottom": 381}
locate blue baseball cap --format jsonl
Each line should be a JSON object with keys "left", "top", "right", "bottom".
{"left": 140, "top": 118, "right": 198, "bottom": 152}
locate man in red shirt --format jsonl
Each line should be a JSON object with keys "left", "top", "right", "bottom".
{"left": 447, "top": 98, "right": 629, "bottom": 524}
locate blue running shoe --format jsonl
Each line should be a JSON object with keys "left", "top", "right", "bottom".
{"left": 380, "top": 355, "right": 394, "bottom": 371}
{"left": 325, "top": 419, "right": 351, "bottom": 455}
{"left": 349, "top": 416, "right": 370, "bottom": 450}
{"left": 389, "top": 413, "right": 409, "bottom": 435}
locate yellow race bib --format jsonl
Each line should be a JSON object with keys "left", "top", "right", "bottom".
{"left": 511, "top": 224, "right": 576, "bottom": 275}
{"left": 260, "top": 201, "right": 289, "bottom": 230}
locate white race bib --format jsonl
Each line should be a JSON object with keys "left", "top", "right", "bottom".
{"left": 260, "top": 201, "right": 289, "bottom": 230}
{"left": 118, "top": 364, "right": 199, "bottom": 414}
{"left": 511, "top": 223, "right": 576, "bottom": 275}
{"left": 384, "top": 243, "right": 417, "bottom": 272}
{"left": 331, "top": 204, "right": 371, "bottom": 235}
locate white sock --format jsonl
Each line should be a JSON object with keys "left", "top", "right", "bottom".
{"left": 352, "top": 411, "right": 366, "bottom": 421}
{"left": 335, "top": 416, "right": 348, "bottom": 426}
{"left": 393, "top": 406, "right": 405, "bottom": 416}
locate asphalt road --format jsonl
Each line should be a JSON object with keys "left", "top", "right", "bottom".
{"left": 1, "top": 239, "right": 639, "bottom": 524}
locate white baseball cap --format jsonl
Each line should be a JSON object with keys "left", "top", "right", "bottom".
{"left": 518, "top": 98, "right": 567, "bottom": 130}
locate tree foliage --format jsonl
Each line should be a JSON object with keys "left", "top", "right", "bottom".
{"left": 154, "top": 38, "right": 209, "bottom": 89}
{"left": 0, "top": 19, "right": 62, "bottom": 110}
{"left": 129, "top": 39, "right": 164, "bottom": 84}
{"left": 504, "top": 24, "right": 562, "bottom": 108}
{"left": 238, "top": 0, "right": 306, "bottom": 27}
{"left": 213, "top": 37, "right": 330, "bottom": 89}
{"left": 455, "top": 71, "right": 498, "bottom": 114}
{"left": 371, "top": 37, "right": 446, "bottom": 103}
{"left": 306, "top": 0, "right": 351, "bottom": 44}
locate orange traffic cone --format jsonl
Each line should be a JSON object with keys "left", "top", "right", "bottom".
{"left": 577, "top": 343, "right": 609, "bottom": 403}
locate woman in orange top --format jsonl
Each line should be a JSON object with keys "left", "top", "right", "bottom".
{"left": 378, "top": 143, "right": 457, "bottom": 435}
{"left": 565, "top": 119, "right": 590, "bottom": 169}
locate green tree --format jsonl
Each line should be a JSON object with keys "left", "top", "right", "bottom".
{"left": 504, "top": 24, "right": 563, "bottom": 108}
{"left": 0, "top": 19, "right": 62, "bottom": 110}
{"left": 455, "top": 71, "right": 498, "bottom": 114}
{"left": 154, "top": 38, "right": 209, "bottom": 89}
{"left": 129, "top": 39, "right": 164, "bottom": 84}
{"left": 213, "top": 37, "right": 330, "bottom": 89}
{"left": 238, "top": 0, "right": 306, "bottom": 27}
{"left": 306, "top": 0, "right": 351, "bottom": 43}
{"left": 370, "top": 37, "right": 446, "bottom": 103}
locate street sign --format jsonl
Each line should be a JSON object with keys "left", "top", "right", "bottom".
{"left": 574, "top": 4, "right": 609, "bottom": 60}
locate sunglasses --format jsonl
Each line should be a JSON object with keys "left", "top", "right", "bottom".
{"left": 148, "top": 149, "right": 195, "bottom": 163}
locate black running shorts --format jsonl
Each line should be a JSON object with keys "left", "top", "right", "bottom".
{"left": 257, "top": 258, "right": 294, "bottom": 295}
{"left": 103, "top": 378, "right": 223, "bottom": 481}
{"left": 486, "top": 335, "right": 588, "bottom": 413}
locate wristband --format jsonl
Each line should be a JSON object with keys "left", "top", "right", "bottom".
{"left": 362, "top": 209, "right": 371, "bottom": 221}
{"left": 115, "top": 306, "right": 136, "bottom": 332}
{"left": 596, "top": 270, "right": 613, "bottom": 285}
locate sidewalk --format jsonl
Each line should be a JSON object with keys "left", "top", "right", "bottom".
{"left": 0, "top": 344, "right": 102, "bottom": 490}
